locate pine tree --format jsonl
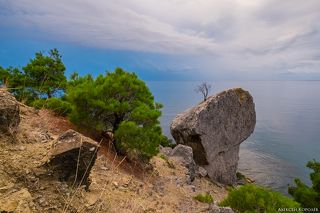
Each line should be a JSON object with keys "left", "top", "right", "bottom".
{"left": 23, "top": 48, "right": 67, "bottom": 98}
{"left": 67, "top": 68, "right": 167, "bottom": 160}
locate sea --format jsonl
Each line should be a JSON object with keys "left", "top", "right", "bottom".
{"left": 147, "top": 81, "right": 320, "bottom": 194}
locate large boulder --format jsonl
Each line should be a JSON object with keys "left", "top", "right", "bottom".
{"left": 0, "top": 89, "right": 20, "bottom": 136}
{"left": 46, "top": 129, "right": 99, "bottom": 189}
{"left": 170, "top": 88, "right": 256, "bottom": 184}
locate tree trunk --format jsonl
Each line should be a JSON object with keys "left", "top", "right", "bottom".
{"left": 112, "top": 114, "right": 125, "bottom": 154}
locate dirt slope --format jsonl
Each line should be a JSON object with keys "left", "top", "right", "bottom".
{"left": 0, "top": 102, "right": 228, "bottom": 213}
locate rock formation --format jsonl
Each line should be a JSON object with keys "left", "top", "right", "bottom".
{"left": 171, "top": 144, "right": 196, "bottom": 182}
{"left": 160, "top": 144, "right": 196, "bottom": 182}
{"left": 46, "top": 129, "right": 99, "bottom": 189}
{"left": 0, "top": 89, "right": 20, "bottom": 136}
{"left": 0, "top": 90, "right": 233, "bottom": 212}
{"left": 170, "top": 88, "right": 256, "bottom": 184}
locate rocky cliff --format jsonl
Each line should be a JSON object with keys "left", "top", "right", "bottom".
{"left": 0, "top": 89, "right": 231, "bottom": 213}
{"left": 170, "top": 88, "right": 256, "bottom": 184}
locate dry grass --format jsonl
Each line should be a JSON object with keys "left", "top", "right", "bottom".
{"left": 0, "top": 101, "right": 229, "bottom": 213}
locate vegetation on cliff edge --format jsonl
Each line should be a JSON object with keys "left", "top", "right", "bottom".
{"left": 220, "top": 184, "right": 301, "bottom": 212}
{"left": 0, "top": 49, "right": 169, "bottom": 161}
{"left": 288, "top": 160, "right": 320, "bottom": 208}
{"left": 67, "top": 68, "right": 167, "bottom": 160}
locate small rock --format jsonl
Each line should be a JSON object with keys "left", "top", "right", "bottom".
{"left": 31, "top": 167, "right": 47, "bottom": 176}
{"left": 100, "top": 166, "right": 109, "bottom": 171}
{"left": 27, "top": 175, "right": 37, "bottom": 182}
{"left": 39, "top": 132, "right": 53, "bottom": 142}
{"left": 198, "top": 166, "right": 208, "bottom": 177}
{"left": 86, "top": 205, "right": 94, "bottom": 210}
{"left": 237, "top": 179, "right": 246, "bottom": 185}
{"left": 38, "top": 198, "right": 45, "bottom": 204}
{"left": 190, "top": 185, "right": 196, "bottom": 192}
{"left": 118, "top": 186, "right": 127, "bottom": 191}
{"left": 246, "top": 177, "right": 255, "bottom": 183}
{"left": 19, "top": 146, "right": 26, "bottom": 151}
{"left": 186, "top": 175, "right": 192, "bottom": 185}
{"left": 160, "top": 146, "right": 173, "bottom": 156}
{"left": 219, "top": 207, "right": 234, "bottom": 213}
{"left": 112, "top": 181, "right": 119, "bottom": 188}
{"left": 209, "top": 204, "right": 234, "bottom": 213}
{"left": 85, "top": 194, "right": 99, "bottom": 206}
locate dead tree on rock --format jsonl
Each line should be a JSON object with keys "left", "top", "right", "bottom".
{"left": 195, "top": 82, "right": 212, "bottom": 101}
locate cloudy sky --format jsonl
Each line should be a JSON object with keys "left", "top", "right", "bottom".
{"left": 1, "top": 0, "right": 320, "bottom": 80}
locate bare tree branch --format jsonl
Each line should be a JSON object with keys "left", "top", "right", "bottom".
{"left": 195, "top": 82, "right": 212, "bottom": 101}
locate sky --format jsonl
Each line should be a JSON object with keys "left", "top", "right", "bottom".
{"left": 0, "top": 0, "right": 320, "bottom": 81}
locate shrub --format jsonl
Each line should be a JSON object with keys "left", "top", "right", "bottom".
{"left": 32, "top": 98, "right": 71, "bottom": 116}
{"left": 115, "top": 121, "right": 167, "bottom": 161}
{"left": 159, "top": 154, "right": 168, "bottom": 161}
{"left": 160, "top": 138, "right": 176, "bottom": 148}
{"left": 236, "top": 172, "right": 246, "bottom": 180}
{"left": 1, "top": 49, "right": 67, "bottom": 104}
{"left": 288, "top": 160, "right": 320, "bottom": 208}
{"left": 31, "top": 99, "right": 47, "bottom": 109}
{"left": 194, "top": 193, "right": 214, "bottom": 203}
{"left": 158, "top": 154, "right": 175, "bottom": 168}
{"left": 220, "top": 184, "right": 301, "bottom": 213}
{"left": 46, "top": 98, "right": 72, "bottom": 116}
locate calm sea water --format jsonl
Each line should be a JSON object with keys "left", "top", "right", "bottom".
{"left": 147, "top": 81, "right": 320, "bottom": 194}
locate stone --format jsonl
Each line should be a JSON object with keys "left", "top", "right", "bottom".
{"left": 170, "top": 88, "right": 256, "bottom": 184}
{"left": 189, "top": 185, "right": 196, "bottom": 192}
{"left": 19, "top": 146, "right": 26, "bottom": 151}
{"left": 159, "top": 146, "right": 173, "bottom": 156}
{"left": 170, "top": 144, "right": 196, "bottom": 182}
{"left": 112, "top": 181, "right": 119, "bottom": 188}
{"left": 198, "top": 166, "right": 208, "bottom": 177}
{"left": 245, "top": 177, "right": 255, "bottom": 183}
{"left": 46, "top": 129, "right": 99, "bottom": 189}
{"left": 85, "top": 193, "right": 99, "bottom": 206}
{"left": 0, "top": 89, "right": 20, "bottom": 136}
{"left": 219, "top": 207, "right": 234, "bottom": 213}
{"left": 209, "top": 204, "right": 234, "bottom": 213}
{"left": 100, "top": 166, "right": 109, "bottom": 171}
